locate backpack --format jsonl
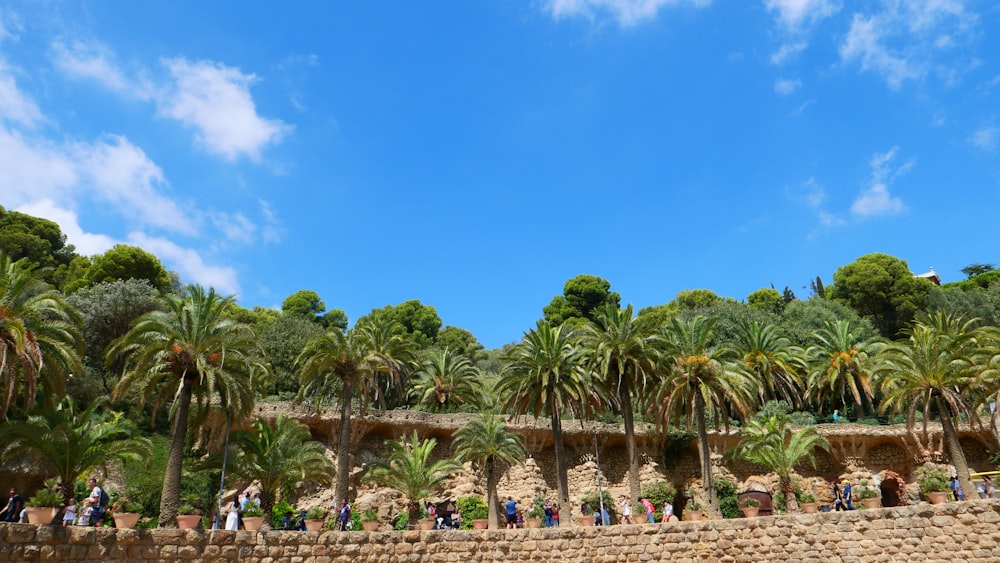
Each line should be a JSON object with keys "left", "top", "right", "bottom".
{"left": 98, "top": 489, "right": 110, "bottom": 508}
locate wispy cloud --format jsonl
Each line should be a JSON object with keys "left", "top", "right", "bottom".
{"left": 764, "top": 0, "right": 839, "bottom": 29}
{"left": 850, "top": 147, "right": 909, "bottom": 218}
{"left": 160, "top": 58, "right": 291, "bottom": 161}
{"left": 0, "top": 59, "right": 43, "bottom": 126}
{"left": 50, "top": 40, "right": 151, "bottom": 98}
{"left": 545, "top": 0, "right": 710, "bottom": 27}
{"left": 15, "top": 199, "right": 118, "bottom": 255}
{"left": 968, "top": 126, "right": 999, "bottom": 151}
{"left": 129, "top": 232, "right": 240, "bottom": 295}
{"left": 774, "top": 77, "right": 802, "bottom": 95}
{"left": 770, "top": 41, "right": 807, "bottom": 65}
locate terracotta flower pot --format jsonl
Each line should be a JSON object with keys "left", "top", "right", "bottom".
{"left": 524, "top": 517, "right": 542, "bottom": 528}
{"left": 740, "top": 506, "right": 759, "bottom": 518}
{"left": 472, "top": 518, "right": 489, "bottom": 530}
{"left": 800, "top": 503, "right": 818, "bottom": 514}
{"left": 113, "top": 512, "right": 141, "bottom": 528}
{"left": 242, "top": 516, "right": 264, "bottom": 531}
{"left": 860, "top": 498, "right": 881, "bottom": 509}
{"left": 25, "top": 507, "right": 57, "bottom": 525}
{"left": 418, "top": 519, "right": 435, "bottom": 530}
{"left": 176, "top": 514, "right": 201, "bottom": 529}
{"left": 305, "top": 519, "right": 324, "bottom": 532}
{"left": 361, "top": 521, "right": 379, "bottom": 532}
{"left": 577, "top": 516, "right": 594, "bottom": 527}
{"left": 926, "top": 491, "right": 948, "bottom": 504}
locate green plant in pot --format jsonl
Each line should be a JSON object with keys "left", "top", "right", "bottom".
{"left": 915, "top": 465, "right": 950, "bottom": 503}
{"left": 799, "top": 491, "right": 817, "bottom": 504}
{"left": 855, "top": 480, "right": 880, "bottom": 500}
{"left": 306, "top": 507, "right": 326, "bottom": 521}
{"left": 456, "top": 496, "right": 488, "bottom": 529}
{"left": 27, "top": 481, "right": 63, "bottom": 508}
{"left": 178, "top": 504, "right": 198, "bottom": 515}
{"left": 740, "top": 497, "right": 760, "bottom": 507}
{"left": 361, "top": 508, "right": 379, "bottom": 522}
{"left": 243, "top": 504, "right": 265, "bottom": 518}
{"left": 686, "top": 490, "right": 702, "bottom": 512}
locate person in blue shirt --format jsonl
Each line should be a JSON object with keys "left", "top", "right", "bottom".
{"left": 504, "top": 497, "right": 518, "bottom": 529}
{"left": 950, "top": 477, "right": 965, "bottom": 501}
{"left": 832, "top": 410, "right": 841, "bottom": 423}
{"left": 842, "top": 481, "right": 856, "bottom": 510}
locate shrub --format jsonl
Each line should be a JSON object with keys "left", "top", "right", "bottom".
{"left": 306, "top": 507, "right": 326, "bottom": 520}
{"left": 715, "top": 479, "right": 741, "bottom": 519}
{"left": 581, "top": 490, "right": 613, "bottom": 513}
{"left": 799, "top": 491, "right": 817, "bottom": 504}
{"left": 855, "top": 480, "right": 880, "bottom": 500}
{"left": 642, "top": 482, "right": 677, "bottom": 513}
{"left": 915, "top": 465, "right": 950, "bottom": 494}
{"left": 392, "top": 512, "right": 408, "bottom": 530}
{"left": 271, "top": 500, "right": 296, "bottom": 529}
{"left": 27, "top": 479, "right": 62, "bottom": 508}
{"left": 361, "top": 508, "right": 378, "bottom": 522}
{"left": 740, "top": 497, "right": 760, "bottom": 507}
{"left": 456, "top": 496, "right": 488, "bottom": 528}
{"left": 524, "top": 496, "right": 545, "bottom": 519}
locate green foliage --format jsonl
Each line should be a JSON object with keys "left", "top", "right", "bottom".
{"left": 258, "top": 315, "right": 325, "bottom": 396}
{"left": 754, "top": 400, "right": 815, "bottom": 426}
{"left": 361, "top": 508, "right": 379, "bottom": 522}
{"left": 855, "top": 480, "right": 879, "bottom": 500}
{"left": 542, "top": 274, "right": 621, "bottom": 326}
{"left": 925, "top": 286, "right": 1000, "bottom": 327}
{"left": 672, "top": 289, "right": 726, "bottom": 311}
{"left": 282, "top": 290, "right": 327, "bottom": 319}
{"left": 581, "top": 490, "right": 613, "bottom": 514}
{"left": 0, "top": 206, "right": 76, "bottom": 285}
{"left": 456, "top": 496, "right": 488, "bottom": 528}
{"left": 731, "top": 415, "right": 830, "bottom": 481}
{"left": 685, "top": 490, "right": 701, "bottom": 511}
{"left": 741, "top": 497, "right": 760, "bottom": 507}
{"left": 411, "top": 349, "right": 485, "bottom": 412}
{"left": 680, "top": 301, "right": 779, "bottom": 347}
{"left": 27, "top": 479, "right": 63, "bottom": 507}
{"left": 947, "top": 269, "right": 1000, "bottom": 291}
{"left": 778, "top": 297, "right": 873, "bottom": 347}
{"left": 306, "top": 507, "right": 326, "bottom": 520}
{"left": 524, "top": 495, "right": 546, "bottom": 518}
{"left": 271, "top": 500, "right": 296, "bottom": 529}
{"left": 799, "top": 490, "right": 817, "bottom": 504}
{"left": 434, "top": 326, "right": 486, "bottom": 363}
{"left": 243, "top": 504, "right": 265, "bottom": 517}
{"left": 74, "top": 244, "right": 171, "bottom": 293}
{"left": 392, "top": 512, "right": 409, "bottom": 530}
{"left": 715, "top": 479, "right": 740, "bottom": 519}
{"left": 641, "top": 482, "right": 676, "bottom": 513}
{"left": 915, "top": 465, "right": 950, "bottom": 494}
{"left": 748, "top": 287, "right": 784, "bottom": 314}
{"left": 364, "top": 299, "right": 442, "bottom": 348}
{"left": 961, "top": 263, "right": 995, "bottom": 279}
{"left": 831, "top": 253, "right": 934, "bottom": 337}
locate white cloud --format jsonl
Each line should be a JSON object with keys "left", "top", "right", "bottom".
{"left": 15, "top": 199, "right": 118, "bottom": 255}
{"left": 545, "top": 0, "right": 710, "bottom": 27}
{"left": 774, "top": 77, "right": 802, "bottom": 95}
{"left": 764, "top": 0, "right": 839, "bottom": 29}
{"left": 770, "top": 41, "right": 807, "bottom": 65}
{"left": 0, "top": 59, "right": 43, "bottom": 126}
{"left": 0, "top": 9, "right": 22, "bottom": 43}
{"left": 159, "top": 58, "right": 290, "bottom": 161}
{"left": 968, "top": 127, "right": 999, "bottom": 151}
{"left": 850, "top": 147, "right": 909, "bottom": 218}
{"left": 50, "top": 40, "right": 153, "bottom": 99}
{"left": 838, "top": 1, "right": 979, "bottom": 90}
{"left": 129, "top": 232, "right": 240, "bottom": 295}
{"left": 257, "top": 199, "right": 282, "bottom": 244}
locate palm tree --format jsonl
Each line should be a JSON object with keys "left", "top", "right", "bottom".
{"left": 496, "top": 321, "right": 595, "bottom": 514}
{"left": 0, "top": 396, "right": 151, "bottom": 502}
{"left": 874, "top": 311, "right": 989, "bottom": 499}
{"left": 296, "top": 315, "right": 413, "bottom": 502}
{"left": 651, "top": 316, "right": 756, "bottom": 514}
{"left": 730, "top": 414, "right": 829, "bottom": 513}
{"left": 224, "top": 414, "right": 335, "bottom": 528}
{"left": 805, "top": 320, "right": 879, "bottom": 419}
{"left": 363, "top": 431, "right": 461, "bottom": 528}
{"left": 411, "top": 349, "right": 485, "bottom": 412}
{"left": 731, "top": 319, "right": 806, "bottom": 408}
{"left": 582, "top": 303, "right": 660, "bottom": 501}
{"left": 0, "top": 251, "right": 83, "bottom": 419}
{"left": 453, "top": 414, "right": 525, "bottom": 529}
{"left": 107, "top": 285, "right": 261, "bottom": 527}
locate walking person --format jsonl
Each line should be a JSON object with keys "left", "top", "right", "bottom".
{"left": 0, "top": 488, "right": 24, "bottom": 523}
{"left": 86, "top": 478, "right": 110, "bottom": 526}
{"left": 640, "top": 497, "right": 655, "bottom": 523}
{"left": 338, "top": 498, "right": 351, "bottom": 531}
{"left": 619, "top": 495, "right": 633, "bottom": 524}
{"left": 504, "top": 497, "right": 518, "bottom": 529}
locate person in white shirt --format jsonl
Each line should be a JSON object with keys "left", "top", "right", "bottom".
{"left": 619, "top": 495, "right": 633, "bottom": 524}
{"left": 661, "top": 501, "right": 674, "bottom": 523}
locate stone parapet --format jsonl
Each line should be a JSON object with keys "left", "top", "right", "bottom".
{"left": 4, "top": 500, "right": 1000, "bottom": 562}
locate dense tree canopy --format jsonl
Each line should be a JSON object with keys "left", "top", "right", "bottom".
{"left": 72, "top": 245, "right": 172, "bottom": 293}
{"left": 0, "top": 206, "right": 76, "bottom": 284}
{"left": 281, "top": 289, "right": 348, "bottom": 331}
{"left": 831, "top": 253, "right": 934, "bottom": 338}
{"left": 364, "top": 299, "right": 442, "bottom": 348}
{"left": 542, "top": 274, "right": 621, "bottom": 327}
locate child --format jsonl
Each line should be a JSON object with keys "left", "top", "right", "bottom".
{"left": 77, "top": 500, "right": 93, "bottom": 526}
{"left": 63, "top": 497, "right": 77, "bottom": 526}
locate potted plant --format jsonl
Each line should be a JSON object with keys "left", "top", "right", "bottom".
{"left": 26, "top": 480, "right": 63, "bottom": 525}
{"left": 915, "top": 465, "right": 950, "bottom": 504}
{"left": 579, "top": 490, "right": 612, "bottom": 527}
{"left": 360, "top": 508, "right": 380, "bottom": 532}
{"left": 799, "top": 491, "right": 818, "bottom": 514}
{"left": 684, "top": 490, "right": 703, "bottom": 522}
{"left": 418, "top": 504, "right": 435, "bottom": 530}
{"left": 524, "top": 496, "right": 544, "bottom": 528}
{"left": 113, "top": 500, "right": 144, "bottom": 529}
{"left": 456, "top": 496, "right": 489, "bottom": 530}
{"left": 304, "top": 507, "right": 326, "bottom": 532}
{"left": 177, "top": 503, "right": 202, "bottom": 529}
{"left": 856, "top": 480, "right": 881, "bottom": 509}
{"left": 242, "top": 503, "right": 265, "bottom": 531}
{"left": 739, "top": 497, "right": 760, "bottom": 518}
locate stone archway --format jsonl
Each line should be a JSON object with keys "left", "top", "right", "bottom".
{"left": 879, "top": 470, "right": 906, "bottom": 507}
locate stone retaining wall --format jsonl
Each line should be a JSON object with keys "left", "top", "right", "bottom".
{"left": 4, "top": 500, "right": 1000, "bottom": 562}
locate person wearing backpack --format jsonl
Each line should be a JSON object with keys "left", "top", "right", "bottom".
{"left": 87, "top": 478, "right": 110, "bottom": 527}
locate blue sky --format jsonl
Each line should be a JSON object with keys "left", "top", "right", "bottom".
{"left": 1, "top": 1, "right": 998, "bottom": 348}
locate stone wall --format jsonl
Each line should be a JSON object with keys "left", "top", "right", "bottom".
{"left": 4, "top": 500, "right": 1000, "bottom": 562}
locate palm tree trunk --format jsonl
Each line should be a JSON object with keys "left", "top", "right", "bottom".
{"left": 408, "top": 502, "right": 420, "bottom": 529}
{"left": 260, "top": 489, "right": 275, "bottom": 531}
{"left": 937, "top": 397, "right": 974, "bottom": 501}
{"left": 335, "top": 377, "right": 355, "bottom": 502}
{"left": 620, "top": 381, "right": 641, "bottom": 502}
{"left": 694, "top": 391, "right": 716, "bottom": 514}
{"left": 486, "top": 458, "right": 500, "bottom": 529}
{"left": 781, "top": 476, "right": 799, "bottom": 512}
{"left": 159, "top": 381, "right": 192, "bottom": 528}
{"left": 550, "top": 393, "right": 571, "bottom": 519}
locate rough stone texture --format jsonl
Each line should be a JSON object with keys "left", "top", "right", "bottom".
{"left": 3, "top": 501, "right": 1000, "bottom": 562}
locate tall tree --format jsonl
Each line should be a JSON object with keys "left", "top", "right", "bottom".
{"left": 74, "top": 244, "right": 172, "bottom": 293}
{"left": 805, "top": 320, "right": 879, "bottom": 418}
{"left": 730, "top": 415, "right": 829, "bottom": 513}
{"left": 453, "top": 415, "right": 526, "bottom": 529}
{"left": 652, "top": 316, "right": 755, "bottom": 515}
{"left": 543, "top": 274, "right": 621, "bottom": 327}
{"left": 258, "top": 315, "right": 325, "bottom": 396}
{"left": 0, "top": 206, "right": 76, "bottom": 286}
{"left": 411, "top": 349, "right": 485, "bottom": 412}
{"left": 365, "top": 300, "right": 442, "bottom": 348}
{"left": 108, "top": 285, "right": 262, "bottom": 527}
{"left": 961, "top": 263, "right": 995, "bottom": 279}
{"left": 363, "top": 431, "right": 461, "bottom": 528}
{"left": 296, "top": 316, "right": 414, "bottom": 501}
{"left": 222, "top": 415, "right": 335, "bottom": 529}
{"left": 874, "top": 311, "right": 990, "bottom": 500}
{"left": 831, "top": 253, "right": 934, "bottom": 337}
{"left": 496, "top": 321, "right": 594, "bottom": 515}
{"left": 0, "top": 251, "right": 83, "bottom": 419}
{"left": 582, "top": 304, "right": 660, "bottom": 502}
{"left": 0, "top": 397, "right": 151, "bottom": 501}
{"left": 731, "top": 319, "right": 805, "bottom": 408}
